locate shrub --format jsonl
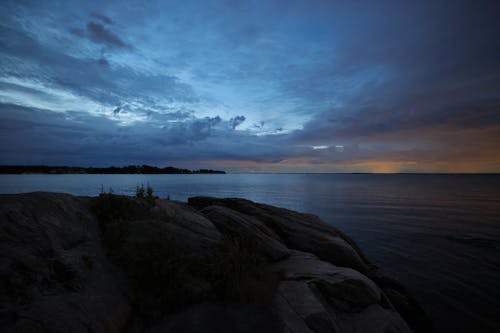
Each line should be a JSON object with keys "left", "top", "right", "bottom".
{"left": 91, "top": 192, "right": 141, "bottom": 258}
{"left": 91, "top": 192, "right": 138, "bottom": 225}
{"left": 136, "top": 184, "right": 145, "bottom": 199}
{"left": 117, "top": 234, "right": 201, "bottom": 323}
{"left": 145, "top": 183, "right": 158, "bottom": 204}
{"left": 209, "top": 236, "right": 279, "bottom": 303}
{"left": 135, "top": 183, "right": 158, "bottom": 204}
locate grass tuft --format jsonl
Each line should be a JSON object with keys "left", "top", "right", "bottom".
{"left": 135, "top": 183, "right": 158, "bottom": 204}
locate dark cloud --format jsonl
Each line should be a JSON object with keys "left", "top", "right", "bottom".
{"left": 0, "top": 103, "right": 229, "bottom": 165}
{"left": 229, "top": 115, "right": 245, "bottom": 129}
{"left": 185, "top": 116, "right": 222, "bottom": 141}
{"left": 86, "top": 22, "right": 128, "bottom": 48}
{"left": 69, "top": 24, "right": 128, "bottom": 50}
{"left": 97, "top": 57, "right": 109, "bottom": 66}
{"left": 253, "top": 121, "right": 265, "bottom": 130}
{"left": 296, "top": 98, "right": 500, "bottom": 143}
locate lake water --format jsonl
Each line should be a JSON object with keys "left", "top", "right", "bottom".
{"left": 1, "top": 173, "right": 499, "bottom": 332}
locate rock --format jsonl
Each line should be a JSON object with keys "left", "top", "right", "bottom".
{"left": 0, "top": 192, "right": 130, "bottom": 333}
{"left": 0, "top": 193, "right": 428, "bottom": 333}
{"left": 273, "top": 251, "right": 382, "bottom": 312}
{"left": 154, "top": 199, "right": 222, "bottom": 249}
{"left": 138, "top": 219, "right": 217, "bottom": 253}
{"left": 273, "top": 290, "right": 316, "bottom": 333}
{"left": 275, "top": 280, "right": 339, "bottom": 333}
{"left": 368, "top": 269, "right": 433, "bottom": 333}
{"left": 103, "top": 197, "right": 223, "bottom": 255}
{"left": 147, "top": 302, "right": 282, "bottom": 333}
{"left": 272, "top": 251, "right": 412, "bottom": 333}
{"left": 124, "top": 216, "right": 220, "bottom": 256}
{"left": 335, "top": 303, "right": 412, "bottom": 333}
{"left": 104, "top": 217, "right": 218, "bottom": 322}
{"left": 111, "top": 219, "right": 215, "bottom": 297}
{"left": 188, "top": 197, "right": 371, "bottom": 273}
{"left": 200, "top": 205, "right": 290, "bottom": 261}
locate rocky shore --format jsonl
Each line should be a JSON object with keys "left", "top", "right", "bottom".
{"left": 0, "top": 192, "right": 432, "bottom": 332}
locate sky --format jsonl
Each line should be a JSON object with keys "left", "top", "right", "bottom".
{"left": 1, "top": 0, "right": 499, "bottom": 173}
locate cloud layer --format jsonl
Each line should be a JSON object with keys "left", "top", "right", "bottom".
{"left": 1, "top": 0, "right": 499, "bottom": 172}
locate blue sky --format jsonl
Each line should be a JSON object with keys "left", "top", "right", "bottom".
{"left": 1, "top": 0, "right": 499, "bottom": 172}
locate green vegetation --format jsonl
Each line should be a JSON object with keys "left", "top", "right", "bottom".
{"left": 135, "top": 184, "right": 144, "bottom": 198}
{"left": 90, "top": 190, "right": 145, "bottom": 258}
{"left": 135, "top": 183, "right": 158, "bottom": 204}
{"left": 92, "top": 191, "right": 139, "bottom": 224}
{"left": 90, "top": 188, "right": 279, "bottom": 325}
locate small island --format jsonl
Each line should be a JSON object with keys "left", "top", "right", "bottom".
{"left": 0, "top": 165, "right": 226, "bottom": 174}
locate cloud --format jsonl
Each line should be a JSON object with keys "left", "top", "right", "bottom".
{"left": 0, "top": 1, "right": 499, "bottom": 172}
{"left": 296, "top": 98, "right": 500, "bottom": 143}
{"left": 0, "top": 103, "right": 228, "bottom": 165}
{"left": 70, "top": 27, "right": 85, "bottom": 38}
{"left": 97, "top": 57, "right": 109, "bottom": 66}
{"left": 91, "top": 12, "right": 114, "bottom": 25}
{"left": 0, "top": 24, "right": 198, "bottom": 118}
{"left": 185, "top": 116, "right": 222, "bottom": 141}
{"left": 229, "top": 115, "right": 245, "bottom": 129}
{"left": 85, "top": 22, "right": 129, "bottom": 48}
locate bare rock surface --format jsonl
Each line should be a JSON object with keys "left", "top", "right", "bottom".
{"left": 0, "top": 192, "right": 130, "bottom": 333}
{"left": 124, "top": 199, "right": 222, "bottom": 255}
{"left": 147, "top": 302, "right": 282, "bottom": 333}
{"left": 188, "top": 196, "right": 371, "bottom": 273}
{"left": 273, "top": 251, "right": 382, "bottom": 312}
{"left": 200, "top": 205, "right": 290, "bottom": 261}
{"left": 0, "top": 193, "right": 431, "bottom": 332}
{"left": 276, "top": 280, "right": 339, "bottom": 333}
{"left": 154, "top": 199, "right": 222, "bottom": 251}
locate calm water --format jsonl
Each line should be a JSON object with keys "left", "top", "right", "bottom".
{"left": 1, "top": 174, "right": 499, "bottom": 332}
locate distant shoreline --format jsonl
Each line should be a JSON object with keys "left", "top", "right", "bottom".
{"left": 0, "top": 165, "right": 225, "bottom": 175}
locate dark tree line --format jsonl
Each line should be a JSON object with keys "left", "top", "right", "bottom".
{"left": 0, "top": 165, "right": 226, "bottom": 174}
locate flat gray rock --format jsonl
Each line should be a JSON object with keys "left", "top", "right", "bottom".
{"left": 273, "top": 251, "right": 382, "bottom": 312}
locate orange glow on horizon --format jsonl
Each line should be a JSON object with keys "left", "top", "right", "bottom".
{"left": 197, "top": 155, "right": 500, "bottom": 174}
